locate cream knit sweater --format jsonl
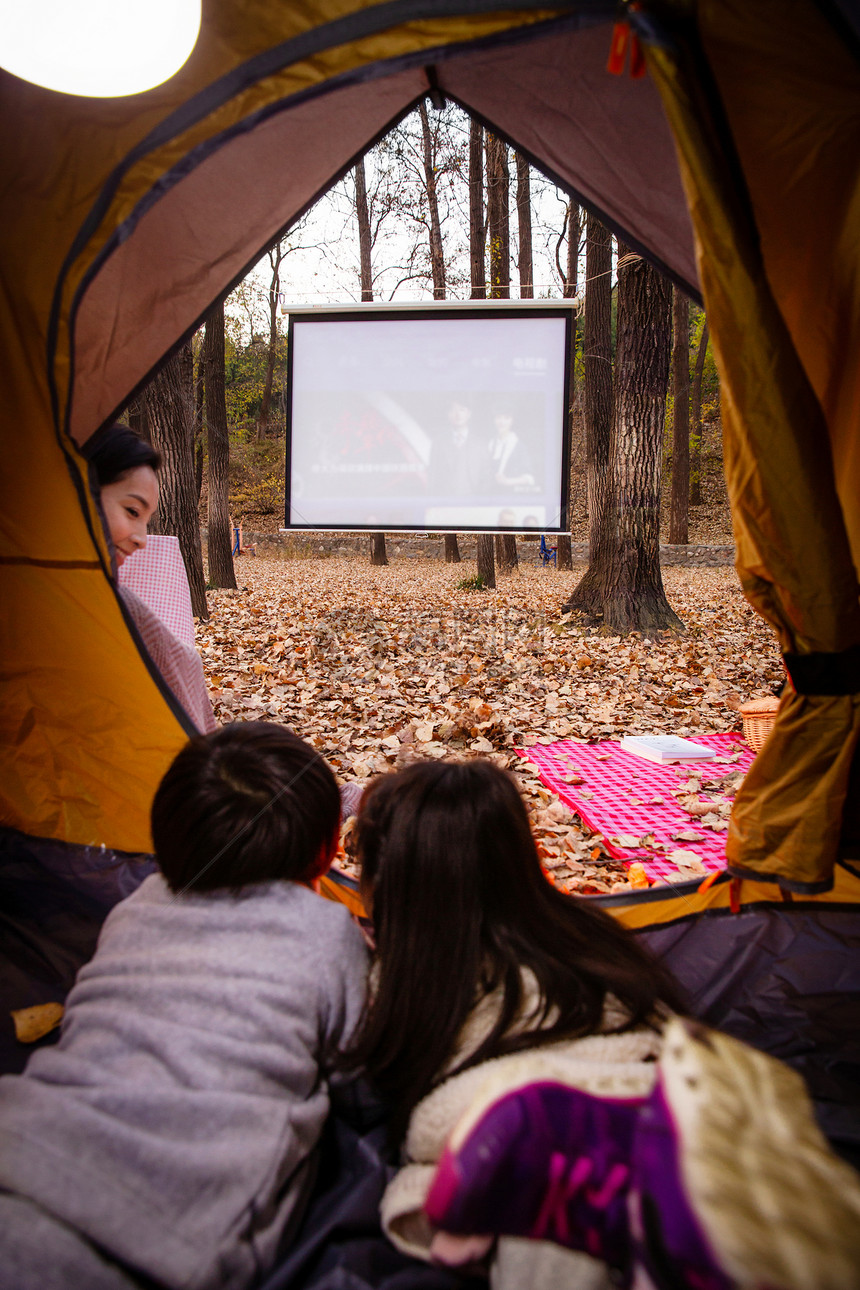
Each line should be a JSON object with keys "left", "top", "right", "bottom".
{"left": 380, "top": 975, "right": 663, "bottom": 1278}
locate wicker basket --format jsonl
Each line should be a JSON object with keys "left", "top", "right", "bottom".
{"left": 739, "top": 696, "right": 780, "bottom": 752}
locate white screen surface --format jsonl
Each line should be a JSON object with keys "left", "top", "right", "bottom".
{"left": 286, "top": 310, "right": 570, "bottom": 531}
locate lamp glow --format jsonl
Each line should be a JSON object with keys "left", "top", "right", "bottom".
{"left": 0, "top": 0, "right": 202, "bottom": 97}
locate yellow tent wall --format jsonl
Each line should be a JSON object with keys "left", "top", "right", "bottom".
{"left": 1, "top": 0, "right": 858, "bottom": 888}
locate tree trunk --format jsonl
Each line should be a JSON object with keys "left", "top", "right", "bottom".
{"left": 597, "top": 248, "right": 683, "bottom": 634}
{"left": 503, "top": 534, "right": 518, "bottom": 572}
{"left": 476, "top": 534, "right": 496, "bottom": 588}
{"left": 204, "top": 302, "right": 237, "bottom": 590}
{"left": 564, "top": 216, "right": 613, "bottom": 611}
{"left": 144, "top": 350, "right": 209, "bottom": 619}
{"left": 558, "top": 199, "right": 580, "bottom": 573}
{"left": 419, "top": 102, "right": 446, "bottom": 300}
{"left": 354, "top": 159, "right": 387, "bottom": 567}
{"left": 690, "top": 318, "right": 709, "bottom": 506}
{"left": 194, "top": 349, "right": 205, "bottom": 501}
{"left": 178, "top": 341, "right": 195, "bottom": 411}
{"left": 369, "top": 533, "right": 389, "bottom": 566}
{"left": 485, "top": 132, "right": 509, "bottom": 300}
{"left": 515, "top": 152, "right": 533, "bottom": 300}
{"left": 444, "top": 534, "right": 461, "bottom": 563}
{"left": 469, "top": 120, "right": 486, "bottom": 300}
{"left": 355, "top": 156, "right": 374, "bottom": 302}
{"left": 257, "top": 242, "right": 284, "bottom": 440}
{"left": 494, "top": 533, "right": 518, "bottom": 573}
{"left": 669, "top": 289, "right": 690, "bottom": 544}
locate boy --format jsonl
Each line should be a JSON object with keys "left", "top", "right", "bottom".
{"left": 0, "top": 723, "right": 369, "bottom": 1289}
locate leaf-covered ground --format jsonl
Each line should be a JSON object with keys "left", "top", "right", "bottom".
{"left": 197, "top": 557, "right": 783, "bottom": 894}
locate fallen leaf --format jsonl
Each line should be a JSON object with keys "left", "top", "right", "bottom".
{"left": 12, "top": 1002, "right": 64, "bottom": 1044}
{"left": 667, "top": 849, "right": 708, "bottom": 873}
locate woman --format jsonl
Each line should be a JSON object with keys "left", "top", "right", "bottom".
{"left": 85, "top": 423, "right": 216, "bottom": 734}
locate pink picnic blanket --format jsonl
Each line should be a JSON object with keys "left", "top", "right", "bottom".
{"left": 118, "top": 535, "right": 196, "bottom": 648}
{"left": 518, "top": 733, "right": 754, "bottom": 880}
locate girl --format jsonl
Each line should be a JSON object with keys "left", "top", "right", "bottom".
{"left": 342, "top": 758, "right": 686, "bottom": 1287}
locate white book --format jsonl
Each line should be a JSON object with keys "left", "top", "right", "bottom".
{"left": 620, "top": 735, "right": 715, "bottom": 765}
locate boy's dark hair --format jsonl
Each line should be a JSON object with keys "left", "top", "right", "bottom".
{"left": 343, "top": 759, "right": 687, "bottom": 1140}
{"left": 152, "top": 723, "right": 340, "bottom": 895}
{"left": 84, "top": 422, "right": 161, "bottom": 487}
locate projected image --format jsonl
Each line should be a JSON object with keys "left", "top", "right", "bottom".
{"left": 287, "top": 312, "right": 569, "bottom": 531}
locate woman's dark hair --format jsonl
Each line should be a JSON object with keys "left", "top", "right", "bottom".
{"left": 343, "top": 759, "right": 686, "bottom": 1137}
{"left": 152, "top": 722, "right": 341, "bottom": 895}
{"left": 84, "top": 422, "right": 161, "bottom": 487}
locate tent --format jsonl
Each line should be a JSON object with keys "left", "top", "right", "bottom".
{"left": 1, "top": 0, "right": 859, "bottom": 1148}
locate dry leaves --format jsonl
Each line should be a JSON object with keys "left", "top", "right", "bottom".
{"left": 198, "top": 558, "right": 782, "bottom": 895}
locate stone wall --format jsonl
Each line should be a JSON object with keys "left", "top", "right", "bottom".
{"left": 203, "top": 529, "right": 735, "bottom": 567}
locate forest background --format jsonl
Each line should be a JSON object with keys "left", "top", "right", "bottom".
{"left": 234, "top": 107, "right": 721, "bottom": 530}
{"left": 130, "top": 100, "right": 727, "bottom": 629}
{"left": 131, "top": 105, "right": 724, "bottom": 543}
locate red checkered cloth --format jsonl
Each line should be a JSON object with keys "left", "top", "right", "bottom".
{"left": 118, "top": 536, "right": 196, "bottom": 648}
{"left": 517, "top": 733, "right": 755, "bottom": 881}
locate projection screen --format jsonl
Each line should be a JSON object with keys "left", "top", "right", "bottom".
{"left": 284, "top": 304, "right": 572, "bottom": 533}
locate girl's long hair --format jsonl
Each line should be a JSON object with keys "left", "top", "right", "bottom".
{"left": 342, "top": 759, "right": 686, "bottom": 1138}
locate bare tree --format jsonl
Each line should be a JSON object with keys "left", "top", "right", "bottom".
{"left": 204, "top": 301, "right": 237, "bottom": 589}
{"left": 193, "top": 344, "right": 204, "bottom": 501}
{"left": 558, "top": 199, "right": 581, "bottom": 572}
{"left": 369, "top": 533, "right": 389, "bottom": 566}
{"left": 355, "top": 155, "right": 388, "bottom": 567}
{"left": 469, "top": 119, "right": 486, "bottom": 300}
{"left": 565, "top": 216, "right": 613, "bottom": 610}
{"left": 669, "top": 288, "right": 690, "bottom": 544}
{"left": 417, "top": 109, "right": 465, "bottom": 561}
{"left": 355, "top": 156, "right": 374, "bottom": 302}
{"left": 515, "top": 153, "right": 533, "bottom": 300}
{"left": 145, "top": 347, "right": 208, "bottom": 618}
{"left": 256, "top": 242, "right": 285, "bottom": 440}
{"left": 486, "top": 132, "right": 510, "bottom": 299}
{"left": 357, "top": 104, "right": 467, "bottom": 302}
{"left": 495, "top": 533, "right": 518, "bottom": 573}
{"left": 690, "top": 317, "right": 709, "bottom": 506}
{"left": 419, "top": 101, "right": 446, "bottom": 300}
{"left": 597, "top": 247, "right": 682, "bottom": 633}
{"left": 476, "top": 533, "right": 496, "bottom": 588}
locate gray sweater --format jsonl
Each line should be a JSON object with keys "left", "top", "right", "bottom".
{"left": 0, "top": 873, "right": 369, "bottom": 1289}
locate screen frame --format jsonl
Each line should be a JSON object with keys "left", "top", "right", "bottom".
{"left": 282, "top": 301, "right": 574, "bottom": 534}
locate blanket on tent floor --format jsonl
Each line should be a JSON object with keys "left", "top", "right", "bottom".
{"left": 518, "top": 733, "right": 754, "bottom": 881}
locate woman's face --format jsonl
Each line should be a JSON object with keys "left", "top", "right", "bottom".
{"left": 100, "top": 465, "right": 159, "bottom": 567}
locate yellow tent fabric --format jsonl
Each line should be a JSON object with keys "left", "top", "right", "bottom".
{"left": 0, "top": 4, "right": 569, "bottom": 853}
{"left": 1, "top": 0, "right": 858, "bottom": 889}
{"left": 643, "top": 0, "right": 860, "bottom": 889}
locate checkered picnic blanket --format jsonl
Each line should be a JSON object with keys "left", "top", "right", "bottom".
{"left": 118, "top": 535, "right": 196, "bottom": 648}
{"left": 518, "top": 733, "right": 755, "bottom": 881}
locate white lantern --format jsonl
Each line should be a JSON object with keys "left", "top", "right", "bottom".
{"left": 0, "top": 0, "right": 202, "bottom": 98}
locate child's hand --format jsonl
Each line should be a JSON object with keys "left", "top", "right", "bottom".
{"left": 429, "top": 1231, "right": 493, "bottom": 1267}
